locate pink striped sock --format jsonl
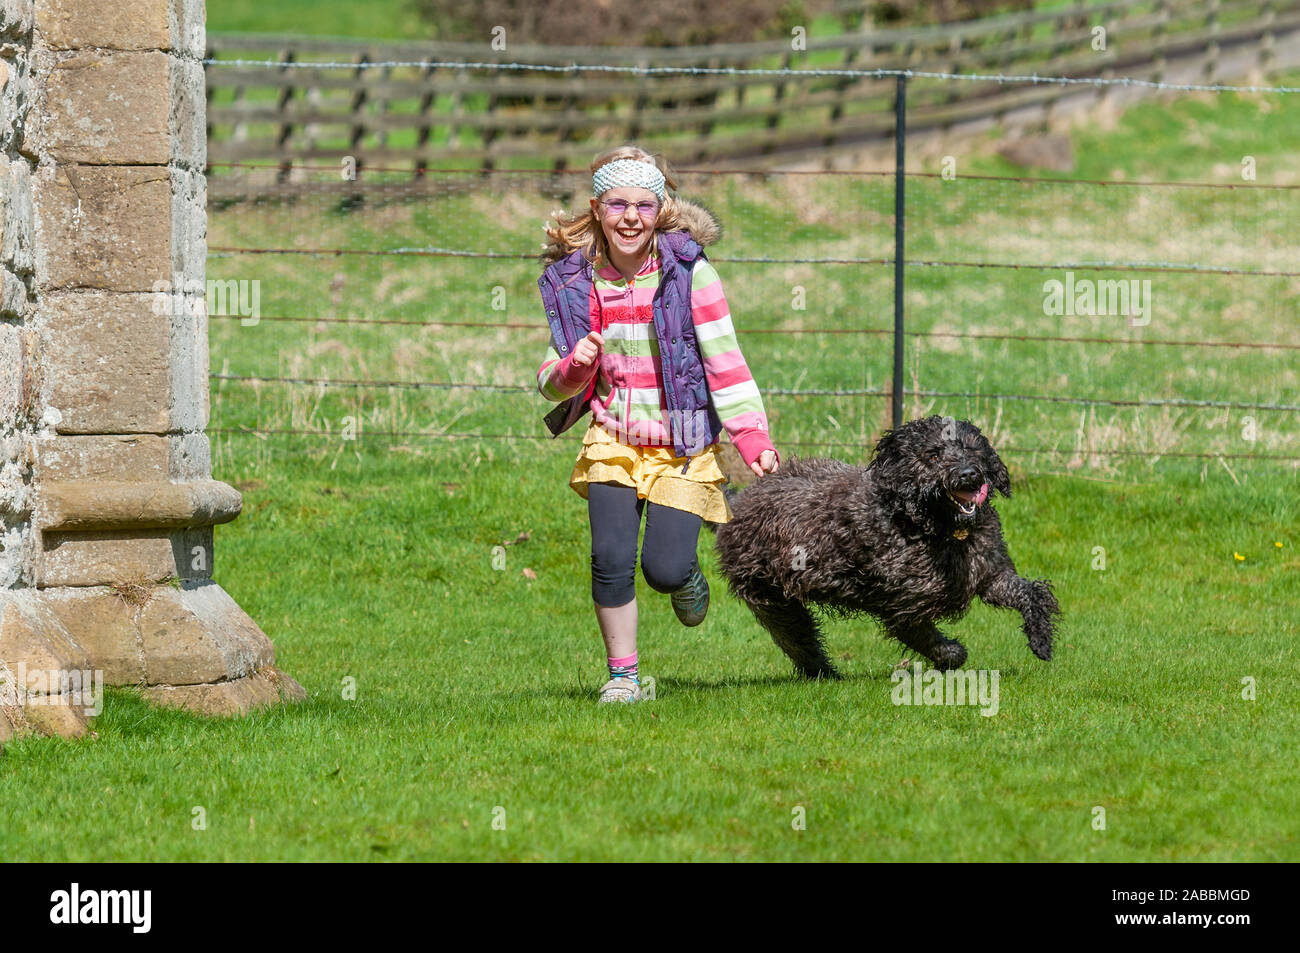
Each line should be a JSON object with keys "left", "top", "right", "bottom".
{"left": 608, "top": 651, "right": 639, "bottom": 682}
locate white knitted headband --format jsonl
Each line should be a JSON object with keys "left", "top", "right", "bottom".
{"left": 592, "top": 158, "right": 666, "bottom": 202}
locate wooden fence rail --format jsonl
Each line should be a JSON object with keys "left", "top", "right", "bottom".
{"left": 204, "top": 0, "right": 1300, "bottom": 180}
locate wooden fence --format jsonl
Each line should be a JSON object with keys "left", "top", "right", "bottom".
{"left": 205, "top": 0, "right": 1300, "bottom": 180}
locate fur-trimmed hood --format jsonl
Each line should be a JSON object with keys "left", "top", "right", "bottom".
{"left": 540, "top": 197, "right": 722, "bottom": 266}
{"left": 673, "top": 198, "right": 723, "bottom": 248}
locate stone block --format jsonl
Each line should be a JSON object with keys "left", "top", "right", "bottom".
{"left": 169, "top": 55, "right": 204, "bottom": 168}
{"left": 42, "top": 291, "right": 171, "bottom": 433}
{"left": 1, "top": 266, "right": 28, "bottom": 316}
{"left": 169, "top": 0, "right": 205, "bottom": 60}
{"left": 0, "top": 519, "right": 33, "bottom": 589}
{"left": 169, "top": 432, "right": 211, "bottom": 481}
{"left": 33, "top": 164, "right": 171, "bottom": 292}
{"left": 39, "top": 529, "right": 176, "bottom": 587}
{"left": 170, "top": 165, "right": 206, "bottom": 291}
{"left": 38, "top": 479, "right": 242, "bottom": 531}
{"left": 37, "top": 434, "right": 171, "bottom": 483}
{"left": 42, "top": 586, "right": 146, "bottom": 684}
{"left": 139, "top": 665, "right": 306, "bottom": 717}
{"left": 29, "top": 51, "right": 171, "bottom": 164}
{"left": 1, "top": 153, "right": 34, "bottom": 274}
{"left": 0, "top": 319, "right": 20, "bottom": 422}
{"left": 165, "top": 273, "right": 208, "bottom": 433}
{"left": 21, "top": 701, "right": 88, "bottom": 736}
{"left": 35, "top": 0, "right": 170, "bottom": 51}
{"left": 0, "top": 0, "right": 33, "bottom": 40}
{"left": 136, "top": 581, "right": 274, "bottom": 685}
{"left": 0, "top": 55, "right": 27, "bottom": 155}
{"left": 0, "top": 588, "right": 92, "bottom": 691}
{"left": 169, "top": 297, "right": 208, "bottom": 433}
{"left": 0, "top": 587, "right": 98, "bottom": 740}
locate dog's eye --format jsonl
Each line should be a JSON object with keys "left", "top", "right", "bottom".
{"left": 928, "top": 452, "right": 939, "bottom": 463}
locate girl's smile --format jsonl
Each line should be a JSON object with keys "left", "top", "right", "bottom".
{"left": 614, "top": 225, "right": 646, "bottom": 247}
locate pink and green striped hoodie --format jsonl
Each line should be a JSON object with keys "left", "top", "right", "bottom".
{"left": 536, "top": 247, "right": 778, "bottom": 469}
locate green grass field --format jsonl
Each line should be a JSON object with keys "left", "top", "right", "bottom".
{"left": 1, "top": 64, "right": 1297, "bottom": 861}
{"left": 3, "top": 456, "right": 1295, "bottom": 861}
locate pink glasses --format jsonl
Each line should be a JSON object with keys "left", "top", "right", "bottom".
{"left": 600, "top": 199, "right": 660, "bottom": 220}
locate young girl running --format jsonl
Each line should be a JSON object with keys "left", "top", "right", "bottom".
{"left": 536, "top": 145, "right": 780, "bottom": 704}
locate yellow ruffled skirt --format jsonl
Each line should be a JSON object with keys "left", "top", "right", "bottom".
{"left": 569, "top": 420, "right": 733, "bottom": 524}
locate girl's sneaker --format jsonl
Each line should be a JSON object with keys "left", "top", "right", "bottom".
{"left": 598, "top": 677, "right": 644, "bottom": 704}
{"left": 671, "top": 563, "right": 710, "bottom": 627}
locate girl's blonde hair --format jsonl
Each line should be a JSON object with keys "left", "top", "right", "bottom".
{"left": 541, "top": 145, "right": 683, "bottom": 267}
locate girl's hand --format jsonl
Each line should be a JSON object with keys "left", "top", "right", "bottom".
{"left": 572, "top": 331, "right": 604, "bottom": 367}
{"left": 749, "top": 449, "right": 779, "bottom": 477}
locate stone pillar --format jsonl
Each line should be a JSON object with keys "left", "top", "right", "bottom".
{"left": 0, "top": 0, "right": 303, "bottom": 743}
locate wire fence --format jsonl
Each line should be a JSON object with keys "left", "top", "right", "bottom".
{"left": 205, "top": 58, "right": 1300, "bottom": 93}
{"left": 206, "top": 427, "right": 1300, "bottom": 463}
{"left": 203, "top": 62, "right": 1300, "bottom": 475}
{"left": 207, "top": 237, "right": 1300, "bottom": 276}
{"left": 201, "top": 0, "right": 1300, "bottom": 170}
{"left": 209, "top": 373, "right": 1300, "bottom": 412}
{"left": 206, "top": 311, "right": 1300, "bottom": 348}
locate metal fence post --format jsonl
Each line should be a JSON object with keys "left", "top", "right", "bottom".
{"left": 892, "top": 72, "right": 907, "bottom": 431}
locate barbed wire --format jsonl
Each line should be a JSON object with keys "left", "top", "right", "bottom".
{"left": 206, "top": 160, "right": 1300, "bottom": 190}
{"left": 902, "top": 171, "right": 1299, "bottom": 190}
{"left": 207, "top": 313, "right": 1300, "bottom": 352}
{"left": 912, "top": 389, "right": 1300, "bottom": 412}
{"left": 908, "top": 330, "right": 1299, "bottom": 350}
{"left": 206, "top": 245, "right": 1297, "bottom": 277}
{"left": 210, "top": 374, "right": 1300, "bottom": 413}
{"left": 907, "top": 259, "right": 1299, "bottom": 277}
{"left": 207, "top": 426, "right": 1300, "bottom": 463}
{"left": 200, "top": 58, "right": 1300, "bottom": 94}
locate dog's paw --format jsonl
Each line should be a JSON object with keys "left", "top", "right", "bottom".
{"left": 1028, "top": 635, "right": 1053, "bottom": 661}
{"left": 930, "top": 639, "right": 968, "bottom": 670}
{"left": 796, "top": 663, "right": 842, "bottom": 680}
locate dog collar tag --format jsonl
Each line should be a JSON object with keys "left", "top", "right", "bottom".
{"left": 952, "top": 528, "right": 969, "bottom": 540}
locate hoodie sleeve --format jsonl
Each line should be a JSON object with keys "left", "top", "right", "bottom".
{"left": 690, "top": 258, "right": 779, "bottom": 469}
{"left": 537, "top": 342, "right": 598, "bottom": 402}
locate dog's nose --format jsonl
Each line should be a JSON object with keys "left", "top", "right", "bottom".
{"left": 958, "top": 466, "right": 979, "bottom": 485}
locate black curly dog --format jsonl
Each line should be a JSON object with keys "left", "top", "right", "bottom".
{"left": 713, "top": 415, "right": 1059, "bottom": 677}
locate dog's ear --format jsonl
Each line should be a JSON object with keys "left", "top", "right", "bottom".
{"left": 980, "top": 434, "right": 1012, "bottom": 497}
{"left": 870, "top": 421, "right": 926, "bottom": 469}
{"left": 867, "top": 426, "right": 900, "bottom": 473}
{"left": 870, "top": 423, "right": 938, "bottom": 535}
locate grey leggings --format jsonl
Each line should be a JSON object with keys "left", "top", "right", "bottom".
{"left": 587, "top": 481, "right": 703, "bottom": 608}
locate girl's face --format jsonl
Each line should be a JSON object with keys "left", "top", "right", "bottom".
{"left": 590, "top": 186, "right": 660, "bottom": 262}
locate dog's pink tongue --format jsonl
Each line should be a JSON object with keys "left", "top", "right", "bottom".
{"left": 975, "top": 483, "right": 989, "bottom": 506}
